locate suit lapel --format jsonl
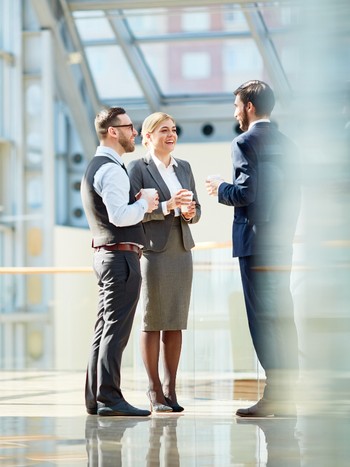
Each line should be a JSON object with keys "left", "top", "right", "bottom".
{"left": 173, "top": 162, "right": 188, "bottom": 190}
{"left": 143, "top": 154, "right": 171, "bottom": 200}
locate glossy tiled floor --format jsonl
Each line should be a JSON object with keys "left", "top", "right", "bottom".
{"left": 0, "top": 370, "right": 349, "bottom": 466}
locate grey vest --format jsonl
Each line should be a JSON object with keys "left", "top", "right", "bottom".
{"left": 81, "top": 156, "right": 146, "bottom": 247}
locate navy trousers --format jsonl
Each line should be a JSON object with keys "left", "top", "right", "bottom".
{"left": 238, "top": 251, "right": 299, "bottom": 401}
{"left": 85, "top": 249, "right": 142, "bottom": 411}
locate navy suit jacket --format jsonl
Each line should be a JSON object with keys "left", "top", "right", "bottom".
{"left": 218, "top": 122, "right": 301, "bottom": 258}
{"left": 128, "top": 154, "right": 201, "bottom": 252}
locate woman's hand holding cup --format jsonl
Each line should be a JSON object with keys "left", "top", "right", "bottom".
{"left": 180, "top": 190, "right": 193, "bottom": 213}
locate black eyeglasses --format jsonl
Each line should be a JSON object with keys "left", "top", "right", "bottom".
{"left": 111, "top": 124, "right": 134, "bottom": 131}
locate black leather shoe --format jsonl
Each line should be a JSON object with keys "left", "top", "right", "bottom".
{"left": 236, "top": 398, "right": 296, "bottom": 418}
{"left": 164, "top": 397, "right": 184, "bottom": 413}
{"left": 86, "top": 407, "right": 97, "bottom": 415}
{"left": 98, "top": 400, "right": 151, "bottom": 417}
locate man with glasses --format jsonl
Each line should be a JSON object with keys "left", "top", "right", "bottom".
{"left": 81, "top": 107, "right": 159, "bottom": 417}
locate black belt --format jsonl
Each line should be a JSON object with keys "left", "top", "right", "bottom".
{"left": 95, "top": 243, "right": 142, "bottom": 258}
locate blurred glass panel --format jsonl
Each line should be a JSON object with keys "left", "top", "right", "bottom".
{"left": 292, "top": 0, "right": 350, "bottom": 416}
{"left": 0, "top": 60, "right": 3, "bottom": 135}
{"left": 73, "top": 10, "right": 115, "bottom": 41}
{"left": 0, "top": 243, "right": 261, "bottom": 377}
{"left": 0, "top": 0, "right": 3, "bottom": 49}
{"left": 85, "top": 45, "right": 143, "bottom": 100}
{"left": 272, "top": 35, "right": 300, "bottom": 91}
{"left": 140, "top": 39, "right": 263, "bottom": 96}
{"left": 257, "top": 2, "right": 298, "bottom": 30}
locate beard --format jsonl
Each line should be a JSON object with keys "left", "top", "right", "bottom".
{"left": 118, "top": 131, "right": 135, "bottom": 153}
{"left": 239, "top": 107, "right": 249, "bottom": 132}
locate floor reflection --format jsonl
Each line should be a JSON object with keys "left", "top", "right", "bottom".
{"left": 236, "top": 418, "right": 301, "bottom": 466}
{"left": 1, "top": 371, "right": 350, "bottom": 466}
{"left": 85, "top": 416, "right": 150, "bottom": 466}
{"left": 145, "top": 416, "right": 181, "bottom": 467}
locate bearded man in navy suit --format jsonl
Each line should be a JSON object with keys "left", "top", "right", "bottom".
{"left": 206, "top": 80, "right": 301, "bottom": 417}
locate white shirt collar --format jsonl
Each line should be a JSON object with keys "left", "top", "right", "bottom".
{"left": 248, "top": 118, "right": 270, "bottom": 130}
{"left": 150, "top": 151, "right": 178, "bottom": 169}
{"left": 96, "top": 145, "right": 123, "bottom": 165}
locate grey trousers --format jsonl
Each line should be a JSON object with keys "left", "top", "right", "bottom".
{"left": 85, "top": 249, "right": 142, "bottom": 411}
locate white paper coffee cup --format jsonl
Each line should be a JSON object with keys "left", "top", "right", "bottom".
{"left": 143, "top": 188, "right": 157, "bottom": 197}
{"left": 206, "top": 174, "right": 222, "bottom": 182}
{"left": 180, "top": 190, "right": 193, "bottom": 213}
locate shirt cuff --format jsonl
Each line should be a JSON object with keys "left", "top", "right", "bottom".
{"left": 138, "top": 199, "right": 148, "bottom": 211}
{"left": 161, "top": 201, "right": 170, "bottom": 216}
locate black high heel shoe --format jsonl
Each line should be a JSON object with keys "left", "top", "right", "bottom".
{"left": 146, "top": 390, "right": 173, "bottom": 413}
{"left": 164, "top": 396, "right": 184, "bottom": 413}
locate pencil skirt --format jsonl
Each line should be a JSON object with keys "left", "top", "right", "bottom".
{"left": 140, "top": 218, "right": 193, "bottom": 331}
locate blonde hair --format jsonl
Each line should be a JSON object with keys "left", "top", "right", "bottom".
{"left": 141, "top": 112, "right": 176, "bottom": 147}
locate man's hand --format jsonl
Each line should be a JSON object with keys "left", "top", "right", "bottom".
{"left": 205, "top": 175, "right": 224, "bottom": 196}
{"left": 137, "top": 189, "right": 159, "bottom": 213}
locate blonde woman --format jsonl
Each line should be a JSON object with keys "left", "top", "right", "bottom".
{"left": 128, "top": 112, "right": 201, "bottom": 412}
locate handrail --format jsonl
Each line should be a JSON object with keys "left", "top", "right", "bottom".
{"left": 0, "top": 267, "right": 93, "bottom": 274}
{"left": 2, "top": 237, "right": 338, "bottom": 275}
{"left": 0, "top": 242, "right": 233, "bottom": 274}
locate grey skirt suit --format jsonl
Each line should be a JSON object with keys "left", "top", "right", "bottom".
{"left": 128, "top": 154, "right": 201, "bottom": 331}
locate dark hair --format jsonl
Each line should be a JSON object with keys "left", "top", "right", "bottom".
{"left": 94, "top": 107, "right": 126, "bottom": 138}
{"left": 234, "top": 80, "right": 275, "bottom": 116}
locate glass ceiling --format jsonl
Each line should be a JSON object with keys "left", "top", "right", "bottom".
{"left": 28, "top": 0, "right": 350, "bottom": 145}
{"left": 70, "top": 2, "right": 298, "bottom": 106}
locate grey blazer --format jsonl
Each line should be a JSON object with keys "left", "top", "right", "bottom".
{"left": 128, "top": 153, "right": 201, "bottom": 252}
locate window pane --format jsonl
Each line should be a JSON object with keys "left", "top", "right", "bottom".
{"left": 257, "top": 3, "right": 299, "bottom": 29}
{"left": 272, "top": 38, "right": 299, "bottom": 90}
{"left": 123, "top": 8, "right": 167, "bottom": 37}
{"left": 182, "top": 52, "right": 211, "bottom": 79}
{"left": 85, "top": 45, "right": 143, "bottom": 100}
{"left": 140, "top": 39, "right": 263, "bottom": 96}
{"left": 73, "top": 10, "right": 115, "bottom": 41}
{"left": 182, "top": 11, "right": 210, "bottom": 32}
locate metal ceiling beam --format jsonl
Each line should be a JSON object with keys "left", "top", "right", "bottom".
{"left": 30, "top": 0, "right": 97, "bottom": 156}
{"left": 81, "top": 29, "right": 252, "bottom": 47}
{"left": 58, "top": 0, "right": 100, "bottom": 113}
{"left": 107, "top": 12, "right": 161, "bottom": 112}
{"left": 67, "top": 0, "right": 296, "bottom": 11}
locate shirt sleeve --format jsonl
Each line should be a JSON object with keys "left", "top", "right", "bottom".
{"left": 93, "top": 162, "right": 148, "bottom": 227}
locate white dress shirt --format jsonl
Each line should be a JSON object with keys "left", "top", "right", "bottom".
{"left": 248, "top": 118, "right": 270, "bottom": 130}
{"left": 151, "top": 153, "right": 182, "bottom": 216}
{"left": 93, "top": 146, "right": 148, "bottom": 227}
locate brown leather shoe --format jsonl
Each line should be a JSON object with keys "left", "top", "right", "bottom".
{"left": 236, "top": 398, "right": 296, "bottom": 418}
